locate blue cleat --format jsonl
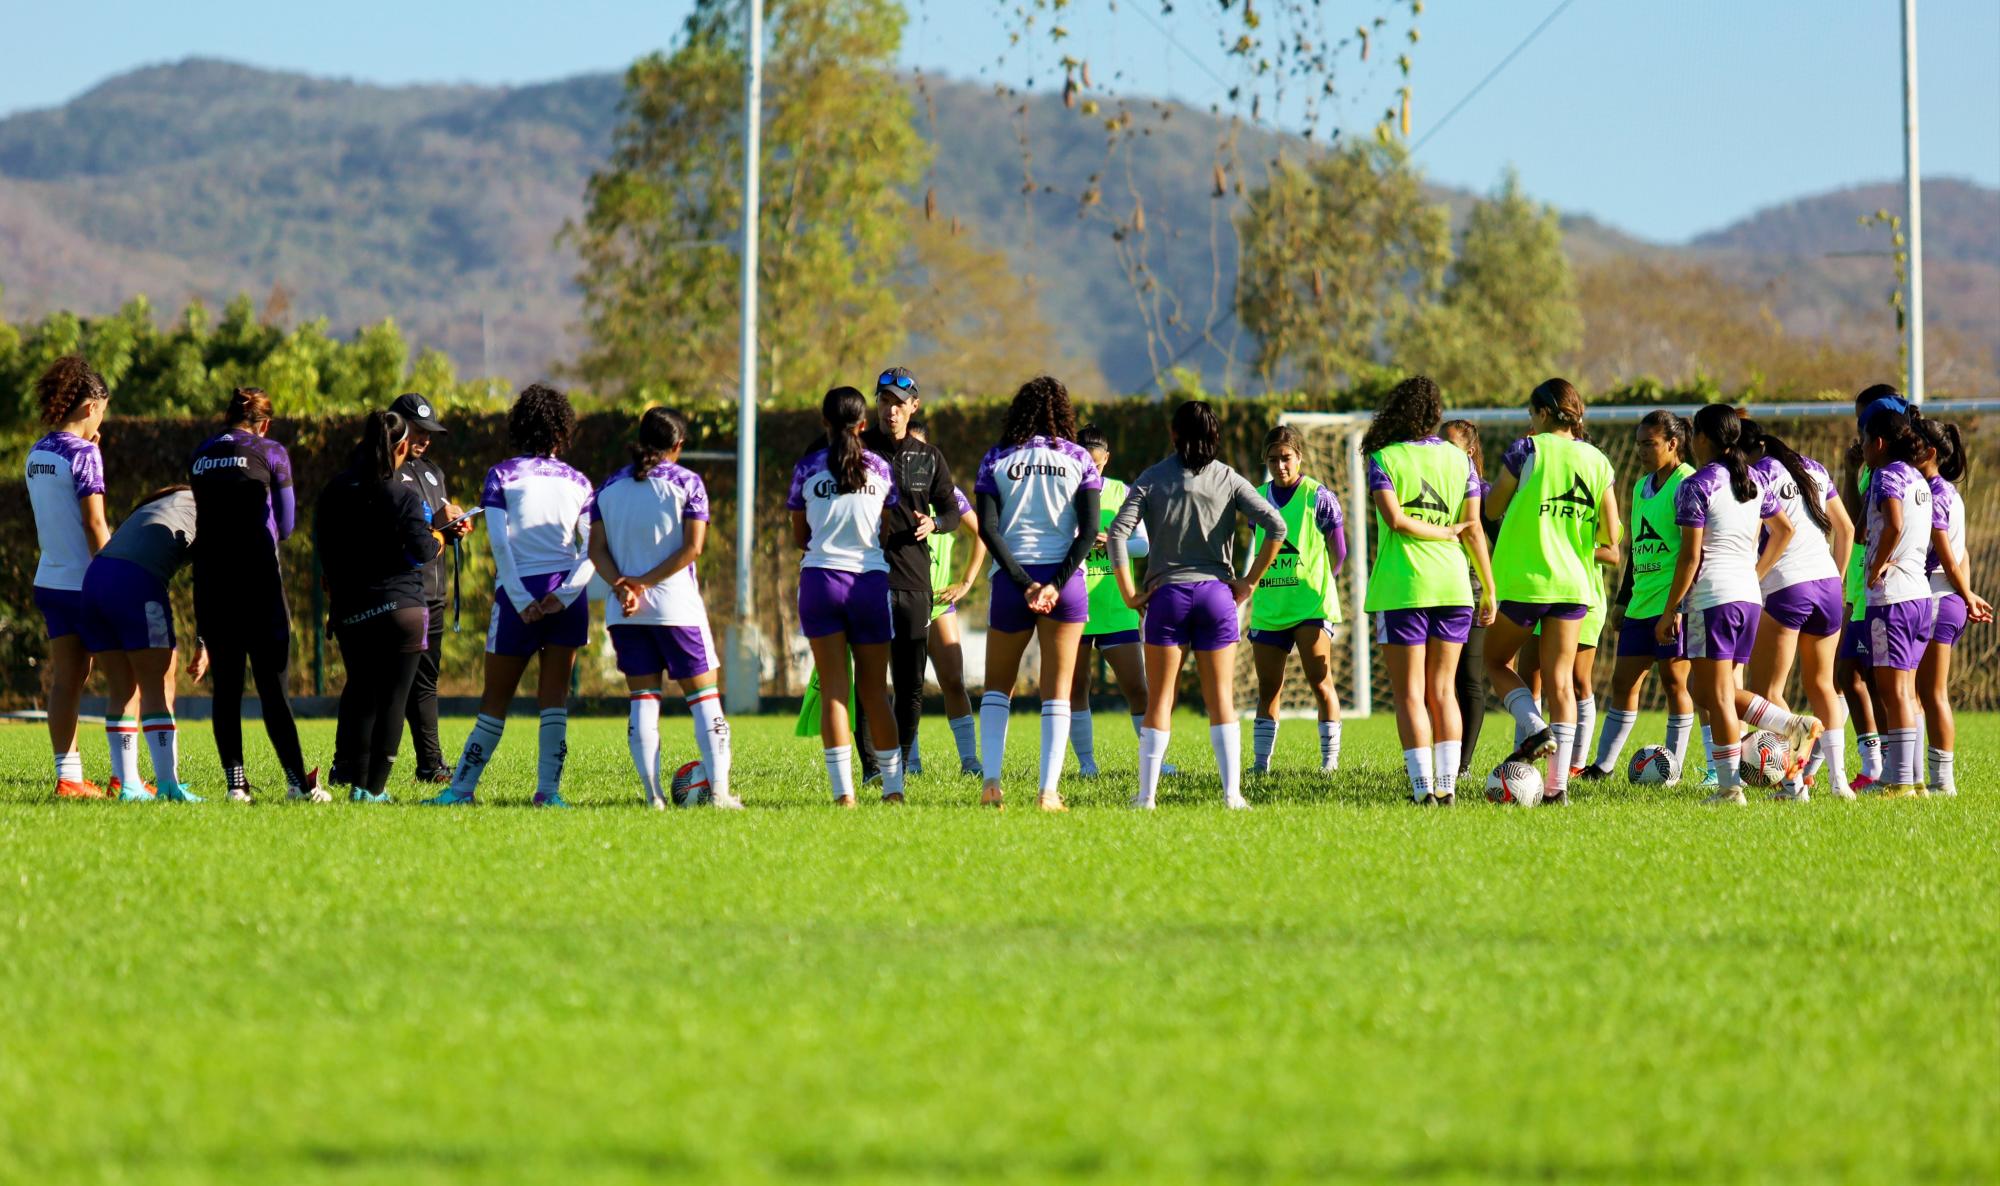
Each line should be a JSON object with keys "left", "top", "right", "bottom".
{"left": 1698, "top": 763, "right": 1719, "bottom": 789}
{"left": 532, "top": 791, "right": 571, "bottom": 809}
{"left": 115, "top": 778, "right": 157, "bottom": 803}
{"left": 349, "top": 787, "right": 393, "bottom": 804}
{"left": 159, "top": 781, "right": 203, "bottom": 804}
{"left": 422, "top": 787, "right": 477, "bottom": 806}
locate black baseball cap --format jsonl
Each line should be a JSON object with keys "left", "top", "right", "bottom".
{"left": 875, "top": 366, "right": 919, "bottom": 404}
{"left": 389, "top": 392, "right": 447, "bottom": 433}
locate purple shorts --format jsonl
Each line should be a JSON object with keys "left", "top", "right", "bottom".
{"left": 33, "top": 585, "right": 83, "bottom": 641}
{"left": 990, "top": 563, "right": 1089, "bottom": 633}
{"left": 1497, "top": 600, "right": 1588, "bottom": 628}
{"left": 1839, "top": 617, "right": 1869, "bottom": 661}
{"left": 79, "top": 558, "right": 176, "bottom": 653}
{"left": 1372, "top": 606, "right": 1474, "bottom": 648}
{"left": 1865, "top": 599, "right": 1936, "bottom": 671}
{"left": 1142, "top": 579, "right": 1241, "bottom": 651}
{"left": 1249, "top": 619, "right": 1333, "bottom": 653}
{"left": 609, "top": 623, "right": 718, "bottom": 680}
{"left": 1616, "top": 613, "right": 1683, "bottom": 661}
{"left": 487, "top": 571, "right": 590, "bottom": 657}
{"left": 1684, "top": 601, "right": 1759, "bottom": 664}
{"left": 1084, "top": 628, "right": 1141, "bottom": 650}
{"left": 1931, "top": 594, "right": 1968, "bottom": 646}
{"left": 1763, "top": 577, "right": 1844, "bottom": 637}
{"left": 798, "top": 567, "right": 892, "bottom": 645}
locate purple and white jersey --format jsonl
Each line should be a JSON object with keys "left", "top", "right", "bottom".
{"left": 786, "top": 446, "right": 898, "bottom": 574}
{"left": 591, "top": 461, "right": 710, "bottom": 628}
{"left": 973, "top": 435, "right": 1103, "bottom": 566}
{"left": 951, "top": 486, "right": 973, "bottom": 518}
{"left": 1927, "top": 475, "right": 1966, "bottom": 599}
{"left": 25, "top": 431, "right": 104, "bottom": 591}
{"left": 1675, "top": 461, "right": 1779, "bottom": 611}
{"left": 1866, "top": 460, "right": 1937, "bottom": 606}
{"left": 480, "top": 456, "right": 594, "bottom": 615}
{"left": 1752, "top": 455, "right": 1840, "bottom": 595}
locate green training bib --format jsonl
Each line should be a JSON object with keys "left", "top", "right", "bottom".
{"left": 1084, "top": 477, "right": 1140, "bottom": 635}
{"left": 1844, "top": 463, "right": 1872, "bottom": 622}
{"left": 1626, "top": 462, "right": 1694, "bottom": 618}
{"left": 1493, "top": 433, "right": 1614, "bottom": 604}
{"left": 1364, "top": 440, "right": 1474, "bottom": 612}
{"left": 1251, "top": 476, "right": 1342, "bottom": 629}
{"left": 927, "top": 527, "right": 957, "bottom": 622}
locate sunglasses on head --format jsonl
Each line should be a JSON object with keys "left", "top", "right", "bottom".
{"left": 878, "top": 372, "right": 916, "bottom": 390}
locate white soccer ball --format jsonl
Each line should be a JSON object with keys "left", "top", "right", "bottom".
{"left": 1741, "top": 730, "right": 1789, "bottom": 788}
{"left": 1627, "top": 744, "right": 1680, "bottom": 786}
{"left": 1485, "top": 760, "right": 1545, "bottom": 807}
{"left": 670, "top": 759, "right": 713, "bottom": 807}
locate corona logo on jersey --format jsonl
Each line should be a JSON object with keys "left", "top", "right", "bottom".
{"left": 1005, "top": 458, "right": 1068, "bottom": 481}
{"left": 811, "top": 476, "right": 886, "bottom": 500}
{"left": 26, "top": 461, "right": 58, "bottom": 478}
{"left": 191, "top": 455, "right": 250, "bottom": 475}
{"left": 1540, "top": 474, "right": 1599, "bottom": 522}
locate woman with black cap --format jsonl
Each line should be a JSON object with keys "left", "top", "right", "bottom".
{"left": 390, "top": 392, "right": 472, "bottom": 784}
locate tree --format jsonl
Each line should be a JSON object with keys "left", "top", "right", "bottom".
{"left": 566, "top": 0, "right": 926, "bottom": 406}
{"left": 1394, "top": 170, "right": 1581, "bottom": 402}
{"left": 1234, "top": 141, "right": 1448, "bottom": 392}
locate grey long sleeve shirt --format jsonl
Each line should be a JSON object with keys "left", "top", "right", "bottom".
{"left": 1107, "top": 456, "right": 1286, "bottom": 587}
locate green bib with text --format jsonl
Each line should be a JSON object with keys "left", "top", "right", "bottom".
{"left": 1626, "top": 462, "right": 1694, "bottom": 618}
{"left": 1364, "top": 441, "right": 1474, "bottom": 612}
{"left": 927, "top": 528, "right": 956, "bottom": 622}
{"left": 1844, "top": 463, "right": 1872, "bottom": 622}
{"left": 1084, "top": 477, "right": 1140, "bottom": 634}
{"left": 1251, "top": 477, "right": 1341, "bottom": 629}
{"left": 1493, "top": 433, "right": 1613, "bottom": 604}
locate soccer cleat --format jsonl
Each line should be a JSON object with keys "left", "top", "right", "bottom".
{"left": 1507, "top": 727, "right": 1557, "bottom": 764}
{"left": 1849, "top": 773, "right": 1879, "bottom": 794}
{"left": 1569, "top": 766, "right": 1585, "bottom": 779}
{"left": 1931, "top": 785, "right": 1957, "bottom": 799}
{"left": 1771, "top": 785, "right": 1810, "bottom": 802}
{"left": 1223, "top": 794, "right": 1252, "bottom": 811}
{"left": 422, "top": 787, "right": 477, "bottom": 806}
{"left": 347, "top": 787, "right": 392, "bottom": 804}
{"left": 227, "top": 785, "right": 256, "bottom": 804}
{"left": 112, "top": 778, "right": 157, "bottom": 802}
{"left": 881, "top": 791, "right": 905, "bottom": 805}
{"left": 1433, "top": 791, "right": 1455, "bottom": 807}
{"left": 1076, "top": 760, "right": 1100, "bottom": 779}
{"left": 958, "top": 761, "right": 982, "bottom": 777}
{"left": 1251, "top": 760, "right": 1273, "bottom": 776}
{"left": 1781, "top": 716, "right": 1825, "bottom": 780}
{"left": 1128, "top": 792, "right": 1156, "bottom": 810}
{"left": 1161, "top": 761, "right": 1181, "bottom": 777}
{"left": 979, "top": 784, "right": 1005, "bottom": 810}
{"left": 1698, "top": 764, "right": 1719, "bottom": 789}
{"left": 1037, "top": 790, "right": 1068, "bottom": 812}
{"left": 712, "top": 791, "right": 745, "bottom": 810}
{"left": 832, "top": 794, "right": 857, "bottom": 809}
{"left": 287, "top": 768, "right": 332, "bottom": 803}
{"left": 1876, "top": 783, "right": 1927, "bottom": 800}
{"left": 158, "top": 781, "right": 203, "bottom": 804}
{"left": 1576, "top": 764, "right": 1613, "bottom": 782}
{"left": 1702, "top": 787, "right": 1748, "bottom": 805}
{"left": 1825, "top": 782, "right": 1857, "bottom": 801}
{"left": 414, "top": 767, "right": 453, "bottom": 785}
{"left": 532, "top": 791, "right": 571, "bottom": 808}
{"left": 55, "top": 778, "right": 107, "bottom": 800}
{"left": 1540, "top": 789, "right": 1569, "bottom": 807}
{"left": 645, "top": 793, "right": 668, "bottom": 811}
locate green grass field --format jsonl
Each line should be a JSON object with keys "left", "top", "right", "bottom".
{"left": 1, "top": 708, "right": 1995, "bottom": 1185}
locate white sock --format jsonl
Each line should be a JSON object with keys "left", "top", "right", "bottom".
{"left": 1038, "top": 700, "right": 1071, "bottom": 794}
{"left": 1857, "top": 733, "right": 1883, "bottom": 779}
{"left": 450, "top": 713, "right": 506, "bottom": 796}
{"left": 55, "top": 750, "right": 83, "bottom": 783}
{"left": 627, "top": 692, "right": 662, "bottom": 803}
{"left": 874, "top": 746, "right": 905, "bottom": 798}
{"left": 687, "top": 687, "right": 732, "bottom": 803}
{"left": 1888, "top": 728, "right": 1920, "bottom": 785}
{"left": 948, "top": 714, "right": 978, "bottom": 768}
{"left": 1252, "top": 717, "right": 1278, "bottom": 773}
{"left": 1701, "top": 724, "right": 1716, "bottom": 770}
{"left": 142, "top": 714, "right": 180, "bottom": 789}
{"left": 1929, "top": 746, "right": 1955, "bottom": 794}
{"left": 105, "top": 716, "right": 143, "bottom": 790}
{"left": 824, "top": 745, "right": 855, "bottom": 801}
{"left": 1547, "top": 723, "right": 1575, "bottom": 795}
{"left": 1742, "top": 695, "right": 1799, "bottom": 734}
{"left": 1715, "top": 741, "right": 1743, "bottom": 789}
{"left": 906, "top": 733, "right": 921, "bottom": 774}
{"left": 1573, "top": 696, "right": 1597, "bottom": 771}
{"left": 536, "top": 708, "right": 569, "bottom": 798}
{"left": 1820, "top": 728, "right": 1850, "bottom": 795}
{"left": 1137, "top": 726, "right": 1170, "bottom": 805}
{"left": 1432, "top": 739, "right": 1461, "bottom": 800}
{"left": 1504, "top": 688, "right": 1547, "bottom": 740}
{"left": 1664, "top": 713, "right": 1695, "bottom": 772}
{"left": 980, "top": 692, "right": 1011, "bottom": 782}
{"left": 1403, "top": 746, "right": 1434, "bottom": 801}
{"left": 1595, "top": 709, "right": 1638, "bottom": 771}
{"left": 1070, "top": 708, "right": 1097, "bottom": 773}
{"left": 1211, "top": 722, "right": 1243, "bottom": 803}
{"left": 1319, "top": 717, "right": 1342, "bottom": 771}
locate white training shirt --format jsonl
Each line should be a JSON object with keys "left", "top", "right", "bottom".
{"left": 1675, "top": 460, "right": 1779, "bottom": 611}
{"left": 1927, "top": 474, "right": 1967, "bottom": 599}
{"left": 479, "top": 454, "right": 596, "bottom": 610}
{"left": 590, "top": 461, "right": 711, "bottom": 627}
{"left": 1865, "top": 460, "right": 1938, "bottom": 606}
{"left": 26, "top": 431, "right": 104, "bottom": 591}
{"left": 1752, "top": 455, "right": 1840, "bottom": 595}
{"left": 786, "top": 446, "right": 898, "bottom": 574}
{"left": 972, "top": 435, "right": 1103, "bottom": 567}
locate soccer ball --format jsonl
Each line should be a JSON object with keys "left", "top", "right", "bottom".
{"left": 1485, "top": 760, "right": 1545, "bottom": 807}
{"left": 1627, "top": 744, "right": 1679, "bottom": 785}
{"left": 670, "top": 760, "right": 713, "bottom": 807}
{"left": 1741, "top": 730, "right": 1789, "bottom": 788}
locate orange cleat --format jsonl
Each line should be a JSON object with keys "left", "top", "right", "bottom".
{"left": 55, "top": 778, "right": 106, "bottom": 800}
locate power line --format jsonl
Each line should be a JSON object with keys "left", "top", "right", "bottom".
{"left": 1410, "top": 0, "right": 1578, "bottom": 156}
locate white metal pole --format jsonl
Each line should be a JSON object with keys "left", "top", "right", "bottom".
{"left": 1345, "top": 427, "right": 1372, "bottom": 717}
{"left": 1901, "top": 0, "right": 1924, "bottom": 404}
{"left": 727, "top": 0, "right": 765, "bottom": 715}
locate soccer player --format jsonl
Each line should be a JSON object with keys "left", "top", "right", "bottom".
{"left": 389, "top": 392, "right": 474, "bottom": 785}
{"left": 1484, "top": 378, "right": 1620, "bottom": 805}
{"left": 1440, "top": 420, "right": 1492, "bottom": 779}
{"left": 1837, "top": 386, "right": 1899, "bottom": 790}
{"left": 1855, "top": 405, "right": 1945, "bottom": 798}
{"left": 790, "top": 386, "right": 905, "bottom": 806}
{"left": 1069, "top": 423, "right": 1159, "bottom": 778}
{"left": 315, "top": 411, "right": 441, "bottom": 803}
{"left": 1359, "top": 378, "right": 1495, "bottom": 805}
{"left": 26, "top": 356, "right": 112, "bottom": 799}
{"left": 588, "top": 407, "right": 742, "bottom": 810}
{"left": 189, "top": 387, "right": 325, "bottom": 802}
{"left": 906, "top": 420, "right": 984, "bottom": 775}
{"left": 1108, "top": 400, "right": 1286, "bottom": 810}
{"left": 1740, "top": 418, "right": 1856, "bottom": 800}
{"left": 80, "top": 486, "right": 206, "bottom": 801}
{"left": 429, "top": 384, "right": 596, "bottom": 807}
{"left": 973, "top": 376, "right": 1101, "bottom": 812}
{"left": 1590, "top": 412, "right": 1697, "bottom": 781}
{"left": 1913, "top": 416, "right": 1991, "bottom": 796}
{"left": 1247, "top": 423, "right": 1348, "bottom": 775}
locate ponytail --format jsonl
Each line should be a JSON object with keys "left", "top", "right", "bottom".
{"left": 1912, "top": 413, "right": 1967, "bottom": 484}
{"left": 1637, "top": 409, "right": 1691, "bottom": 470}
{"left": 35, "top": 355, "right": 108, "bottom": 427}
{"left": 1691, "top": 404, "right": 1756, "bottom": 503}
{"left": 1529, "top": 377, "right": 1585, "bottom": 432}
{"left": 629, "top": 406, "right": 689, "bottom": 475}
{"left": 1863, "top": 408, "right": 1924, "bottom": 467}
{"left": 350, "top": 411, "right": 410, "bottom": 481}
{"left": 1741, "top": 418, "right": 1830, "bottom": 532}
{"left": 226, "top": 386, "right": 273, "bottom": 430}
{"left": 1171, "top": 399, "right": 1221, "bottom": 474}
{"left": 822, "top": 386, "right": 870, "bottom": 493}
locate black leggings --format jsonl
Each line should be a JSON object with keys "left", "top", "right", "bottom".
{"left": 334, "top": 607, "right": 428, "bottom": 795}
{"left": 859, "top": 590, "right": 932, "bottom": 770}
{"left": 402, "top": 607, "right": 447, "bottom": 774}
{"left": 1455, "top": 624, "right": 1487, "bottom": 775}
{"left": 209, "top": 629, "right": 307, "bottom": 784}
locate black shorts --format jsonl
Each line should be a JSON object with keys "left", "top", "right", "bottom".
{"left": 889, "top": 587, "right": 933, "bottom": 643}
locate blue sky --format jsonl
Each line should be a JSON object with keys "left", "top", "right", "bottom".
{"left": 3, "top": 1, "right": 1994, "bottom": 243}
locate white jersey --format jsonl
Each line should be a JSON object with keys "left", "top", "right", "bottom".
{"left": 1675, "top": 460, "right": 1778, "bottom": 611}
{"left": 787, "top": 446, "right": 898, "bottom": 574}
{"left": 973, "top": 435, "right": 1103, "bottom": 567}
{"left": 591, "top": 461, "right": 711, "bottom": 627}
{"left": 1865, "top": 460, "right": 1938, "bottom": 606}
{"left": 1927, "top": 474, "right": 1967, "bottom": 599}
{"left": 1752, "top": 455, "right": 1840, "bottom": 594}
{"left": 480, "top": 455, "right": 595, "bottom": 611}
{"left": 26, "top": 431, "right": 104, "bottom": 591}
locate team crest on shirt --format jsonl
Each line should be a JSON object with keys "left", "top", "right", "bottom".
{"left": 425, "top": 471, "right": 439, "bottom": 485}
{"left": 1540, "top": 474, "right": 1598, "bottom": 521}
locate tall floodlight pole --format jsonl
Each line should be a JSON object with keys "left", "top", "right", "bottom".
{"left": 1901, "top": 0, "right": 1924, "bottom": 404}
{"left": 727, "top": 0, "right": 765, "bottom": 714}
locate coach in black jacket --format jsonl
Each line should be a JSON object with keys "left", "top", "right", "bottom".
{"left": 388, "top": 392, "right": 474, "bottom": 782}
{"left": 858, "top": 366, "right": 960, "bottom": 776}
